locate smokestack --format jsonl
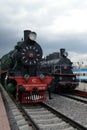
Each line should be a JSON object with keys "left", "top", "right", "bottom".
{"left": 24, "top": 30, "right": 31, "bottom": 42}
{"left": 60, "top": 48, "right": 65, "bottom": 57}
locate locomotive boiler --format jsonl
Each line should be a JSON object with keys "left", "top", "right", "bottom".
{"left": 41, "top": 49, "right": 78, "bottom": 92}
{"left": 1, "top": 30, "right": 53, "bottom": 103}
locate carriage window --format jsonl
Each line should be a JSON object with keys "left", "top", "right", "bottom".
{"left": 79, "top": 73, "right": 83, "bottom": 76}
{"left": 85, "top": 73, "right": 87, "bottom": 76}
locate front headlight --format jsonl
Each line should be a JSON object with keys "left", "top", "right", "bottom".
{"left": 29, "top": 32, "right": 37, "bottom": 41}
{"left": 63, "top": 52, "right": 68, "bottom": 57}
{"left": 24, "top": 74, "right": 29, "bottom": 80}
{"left": 39, "top": 74, "right": 45, "bottom": 80}
{"left": 72, "top": 77, "right": 75, "bottom": 80}
{"left": 59, "top": 76, "right": 62, "bottom": 80}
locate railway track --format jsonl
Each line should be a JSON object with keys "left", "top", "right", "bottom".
{"left": 0, "top": 84, "right": 33, "bottom": 130}
{"left": 60, "top": 93, "right": 87, "bottom": 104}
{"left": 74, "top": 89, "right": 87, "bottom": 97}
{"left": 21, "top": 103, "right": 84, "bottom": 130}
{"left": 0, "top": 84, "right": 87, "bottom": 130}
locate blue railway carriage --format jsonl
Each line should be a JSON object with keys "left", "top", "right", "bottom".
{"left": 73, "top": 68, "right": 87, "bottom": 82}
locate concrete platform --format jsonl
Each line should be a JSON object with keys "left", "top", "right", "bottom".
{"left": 0, "top": 93, "right": 11, "bottom": 130}
{"left": 75, "top": 82, "right": 87, "bottom": 92}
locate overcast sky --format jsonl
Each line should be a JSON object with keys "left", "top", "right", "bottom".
{"left": 1, "top": 0, "right": 87, "bottom": 64}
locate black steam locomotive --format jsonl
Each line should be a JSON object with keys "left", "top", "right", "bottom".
{"left": 1, "top": 30, "right": 53, "bottom": 103}
{"left": 40, "top": 49, "right": 78, "bottom": 92}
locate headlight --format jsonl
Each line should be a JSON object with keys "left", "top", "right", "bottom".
{"left": 39, "top": 74, "right": 45, "bottom": 80}
{"left": 29, "top": 32, "right": 37, "bottom": 41}
{"left": 24, "top": 74, "right": 29, "bottom": 80}
{"left": 59, "top": 76, "right": 62, "bottom": 80}
{"left": 72, "top": 77, "right": 75, "bottom": 80}
{"left": 63, "top": 52, "right": 68, "bottom": 57}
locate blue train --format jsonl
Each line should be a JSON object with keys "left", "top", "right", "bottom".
{"left": 73, "top": 68, "right": 87, "bottom": 82}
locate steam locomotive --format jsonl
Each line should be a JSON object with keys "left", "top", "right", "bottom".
{"left": 1, "top": 30, "right": 53, "bottom": 103}
{"left": 40, "top": 49, "right": 78, "bottom": 92}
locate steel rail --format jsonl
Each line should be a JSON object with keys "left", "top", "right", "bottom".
{"left": 60, "top": 93, "right": 87, "bottom": 104}
{"left": 18, "top": 103, "right": 41, "bottom": 130}
{"left": 41, "top": 102, "right": 87, "bottom": 130}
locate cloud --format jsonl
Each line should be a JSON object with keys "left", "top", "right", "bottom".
{"left": 0, "top": 0, "right": 87, "bottom": 64}
{"left": 69, "top": 51, "right": 87, "bottom": 66}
